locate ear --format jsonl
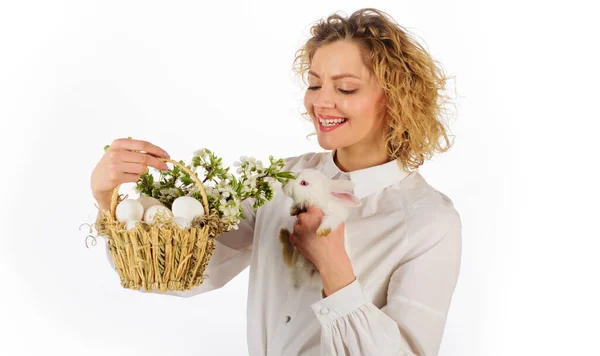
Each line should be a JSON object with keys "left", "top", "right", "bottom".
{"left": 330, "top": 191, "right": 361, "bottom": 207}
{"left": 329, "top": 179, "right": 355, "bottom": 192}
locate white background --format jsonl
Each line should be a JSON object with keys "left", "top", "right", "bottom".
{"left": 1, "top": 0, "right": 598, "bottom": 355}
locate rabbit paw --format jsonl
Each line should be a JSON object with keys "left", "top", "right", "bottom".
{"left": 316, "top": 227, "right": 332, "bottom": 237}
{"left": 316, "top": 216, "right": 342, "bottom": 238}
{"left": 290, "top": 204, "right": 307, "bottom": 216}
{"left": 290, "top": 205, "right": 301, "bottom": 216}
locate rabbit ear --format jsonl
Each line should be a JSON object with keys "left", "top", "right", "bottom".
{"left": 330, "top": 191, "right": 361, "bottom": 207}
{"left": 329, "top": 179, "right": 360, "bottom": 206}
{"left": 330, "top": 179, "right": 355, "bottom": 192}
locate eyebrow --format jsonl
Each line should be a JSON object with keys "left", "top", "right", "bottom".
{"left": 308, "top": 70, "right": 361, "bottom": 80}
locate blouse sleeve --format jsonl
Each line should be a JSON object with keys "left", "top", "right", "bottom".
{"left": 102, "top": 197, "right": 257, "bottom": 298}
{"left": 310, "top": 209, "right": 462, "bottom": 355}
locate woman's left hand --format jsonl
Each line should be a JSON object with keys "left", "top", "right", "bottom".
{"left": 290, "top": 205, "right": 356, "bottom": 295}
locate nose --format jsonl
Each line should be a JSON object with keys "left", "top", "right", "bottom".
{"left": 313, "top": 86, "right": 335, "bottom": 109}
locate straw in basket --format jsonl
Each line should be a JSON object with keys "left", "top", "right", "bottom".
{"left": 94, "top": 158, "right": 229, "bottom": 292}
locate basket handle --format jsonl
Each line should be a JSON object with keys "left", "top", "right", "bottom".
{"left": 109, "top": 158, "right": 210, "bottom": 219}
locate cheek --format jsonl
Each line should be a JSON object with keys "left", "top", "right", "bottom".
{"left": 340, "top": 97, "right": 375, "bottom": 122}
{"left": 304, "top": 92, "right": 315, "bottom": 116}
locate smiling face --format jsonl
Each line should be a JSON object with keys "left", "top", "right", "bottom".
{"left": 304, "top": 40, "right": 388, "bottom": 152}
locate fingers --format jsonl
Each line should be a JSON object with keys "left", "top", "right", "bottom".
{"left": 289, "top": 232, "right": 297, "bottom": 247}
{"left": 118, "top": 150, "right": 169, "bottom": 171}
{"left": 117, "top": 172, "right": 144, "bottom": 185}
{"left": 102, "top": 143, "right": 170, "bottom": 191}
{"left": 306, "top": 205, "right": 324, "bottom": 217}
{"left": 115, "top": 162, "right": 152, "bottom": 175}
{"left": 110, "top": 137, "right": 170, "bottom": 159}
{"left": 104, "top": 170, "right": 143, "bottom": 189}
{"left": 294, "top": 214, "right": 321, "bottom": 237}
{"left": 296, "top": 207, "right": 323, "bottom": 227}
{"left": 293, "top": 222, "right": 302, "bottom": 236}
{"left": 92, "top": 138, "right": 170, "bottom": 201}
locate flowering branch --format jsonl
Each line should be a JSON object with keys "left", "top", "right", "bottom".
{"left": 130, "top": 147, "right": 295, "bottom": 231}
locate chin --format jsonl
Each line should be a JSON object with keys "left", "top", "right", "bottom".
{"left": 318, "top": 141, "right": 353, "bottom": 153}
{"left": 314, "top": 122, "right": 355, "bottom": 152}
{"left": 316, "top": 137, "right": 341, "bottom": 151}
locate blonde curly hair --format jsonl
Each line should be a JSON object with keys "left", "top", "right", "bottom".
{"left": 293, "top": 8, "right": 455, "bottom": 171}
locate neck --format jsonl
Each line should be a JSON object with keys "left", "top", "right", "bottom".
{"left": 334, "top": 143, "right": 390, "bottom": 172}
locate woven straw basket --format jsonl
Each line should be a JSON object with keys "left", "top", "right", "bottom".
{"left": 96, "top": 158, "right": 229, "bottom": 292}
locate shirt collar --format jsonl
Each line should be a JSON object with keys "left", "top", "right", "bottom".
{"left": 319, "top": 149, "right": 410, "bottom": 199}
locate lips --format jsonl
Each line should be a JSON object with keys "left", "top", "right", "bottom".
{"left": 317, "top": 113, "right": 346, "bottom": 119}
{"left": 317, "top": 117, "right": 348, "bottom": 132}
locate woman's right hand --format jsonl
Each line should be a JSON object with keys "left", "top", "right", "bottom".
{"left": 90, "top": 137, "right": 171, "bottom": 210}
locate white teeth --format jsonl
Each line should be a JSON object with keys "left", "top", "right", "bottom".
{"left": 319, "top": 118, "right": 347, "bottom": 126}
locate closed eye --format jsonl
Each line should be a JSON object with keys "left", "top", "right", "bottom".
{"left": 307, "top": 86, "right": 357, "bottom": 95}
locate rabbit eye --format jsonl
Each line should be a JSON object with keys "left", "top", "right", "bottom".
{"left": 300, "top": 180, "right": 308, "bottom": 186}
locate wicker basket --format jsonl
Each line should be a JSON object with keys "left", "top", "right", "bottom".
{"left": 95, "top": 158, "right": 229, "bottom": 292}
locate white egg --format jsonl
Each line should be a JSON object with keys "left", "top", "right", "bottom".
{"left": 172, "top": 196, "right": 205, "bottom": 220}
{"left": 143, "top": 205, "right": 173, "bottom": 225}
{"left": 125, "top": 220, "right": 142, "bottom": 230}
{"left": 115, "top": 199, "right": 144, "bottom": 222}
{"left": 136, "top": 195, "right": 163, "bottom": 211}
{"left": 173, "top": 216, "right": 192, "bottom": 229}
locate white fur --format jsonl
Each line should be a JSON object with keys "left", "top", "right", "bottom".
{"left": 282, "top": 169, "right": 361, "bottom": 236}
{"left": 281, "top": 169, "right": 361, "bottom": 289}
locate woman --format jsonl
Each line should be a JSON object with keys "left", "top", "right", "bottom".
{"left": 91, "top": 8, "right": 461, "bottom": 356}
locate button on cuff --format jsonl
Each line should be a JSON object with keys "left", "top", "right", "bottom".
{"left": 310, "top": 277, "right": 367, "bottom": 325}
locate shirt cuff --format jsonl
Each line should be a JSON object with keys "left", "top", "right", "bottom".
{"left": 310, "top": 277, "right": 368, "bottom": 325}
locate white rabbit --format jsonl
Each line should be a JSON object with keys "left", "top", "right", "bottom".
{"left": 279, "top": 169, "right": 361, "bottom": 289}
{"left": 282, "top": 169, "right": 361, "bottom": 237}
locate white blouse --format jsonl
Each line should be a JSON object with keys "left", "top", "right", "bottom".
{"left": 103, "top": 150, "right": 462, "bottom": 355}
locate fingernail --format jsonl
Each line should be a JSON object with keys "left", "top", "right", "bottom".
{"left": 163, "top": 152, "right": 170, "bottom": 158}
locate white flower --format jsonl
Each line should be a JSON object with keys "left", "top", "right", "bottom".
{"left": 220, "top": 186, "right": 235, "bottom": 198}
{"left": 249, "top": 176, "right": 257, "bottom": 189}
{"left": 217, "top": 181, "right": 228, "bottom": 189}
{"left": 204, "top": 186, "right": 220, "bottom": 199}
{"left": 226, "top": 222, "right": 240, "bottom": 231}
{"left": 193, "top": 165, "right": 206, "bottom": 175}
{"left": 193, "top": 149, "right": 208, "bottom": 159}
{"left": 168, "top": 188, "right": 180, "bottom": 197}
{"left": 227, "top": 204, "right": 239, "bottom": 216}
